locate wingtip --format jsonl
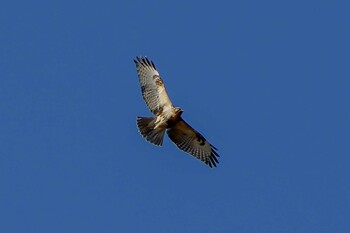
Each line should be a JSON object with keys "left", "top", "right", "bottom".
{"left": 134, "top": 56, "right": 143, "bottom": 63}
{"left": 210, "top": 144, "right": 218, "bottom": 151}
{"left": 133, "top": 55, "right": 156, "bottom": 69}
{"left": 210, "top": 157, "right": 218, "bottom": 168}
{"left": 206, "top": 146, "right": 220, "bottom": 168}
{"left": 212, "top": 149, "right": 220, "bottom": 158}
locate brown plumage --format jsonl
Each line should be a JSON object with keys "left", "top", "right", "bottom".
{"left": 134, "top": 56, "right": 219, "bottom": 167}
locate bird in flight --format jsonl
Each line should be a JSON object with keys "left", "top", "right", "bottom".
{"left": 134, "top": 56, "right": 219, "bottom": 167}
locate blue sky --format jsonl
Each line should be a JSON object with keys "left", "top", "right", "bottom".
{"left": 1, "top": 0, "right": 349, "bottom": 232}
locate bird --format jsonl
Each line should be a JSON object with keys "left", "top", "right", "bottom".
{"left": 134, "top": 56, "right": 220, "bottom": 167}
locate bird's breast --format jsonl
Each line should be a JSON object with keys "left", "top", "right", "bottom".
{"left": 163, "top": 109, "right": 182, "bottom": 128}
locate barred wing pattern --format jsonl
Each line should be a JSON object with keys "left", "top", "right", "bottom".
{"left": 134, "top": 56, "right": 173, "bottom": 115}
{"left": 167, "top": 118, "right": 220, "bottom": 167}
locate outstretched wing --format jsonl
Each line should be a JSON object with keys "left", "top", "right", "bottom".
{"left": 167, "top": 118, "right": 220, "bottom": 168}
{"left": 134, "top": 56, "right": 173, "bottom": 115}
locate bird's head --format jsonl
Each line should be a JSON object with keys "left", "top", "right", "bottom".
{"left": 175, "top": 107, "right": 184, "bottom": 116}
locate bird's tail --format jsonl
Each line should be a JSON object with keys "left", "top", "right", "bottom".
{"left": 136, "top": 116, "right": 166, "bottom": 146}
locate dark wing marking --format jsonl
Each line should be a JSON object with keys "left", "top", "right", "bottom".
{"left": 134, "top": 56, "right": 173, "bottom": 115}
{"left": 167, "top": 118, "right": 219, "bottom": 168}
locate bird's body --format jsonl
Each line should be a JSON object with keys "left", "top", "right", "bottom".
{"left": 154, "top": 106, "right": 181, "bottom": 129}
{"left": 134, "top": 56, "right": 219, "bottom": 167}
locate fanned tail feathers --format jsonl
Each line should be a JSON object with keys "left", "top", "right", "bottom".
{"left": 137, "top": 117, "right": 165, "bottom": 146}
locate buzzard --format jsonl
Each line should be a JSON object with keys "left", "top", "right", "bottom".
{"left": 134, "top": 56, "right": 220, "bottom": 167}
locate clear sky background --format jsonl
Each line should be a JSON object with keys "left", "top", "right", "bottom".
{"left": 1, "top": 0, "right": 349, "bottom": 232}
